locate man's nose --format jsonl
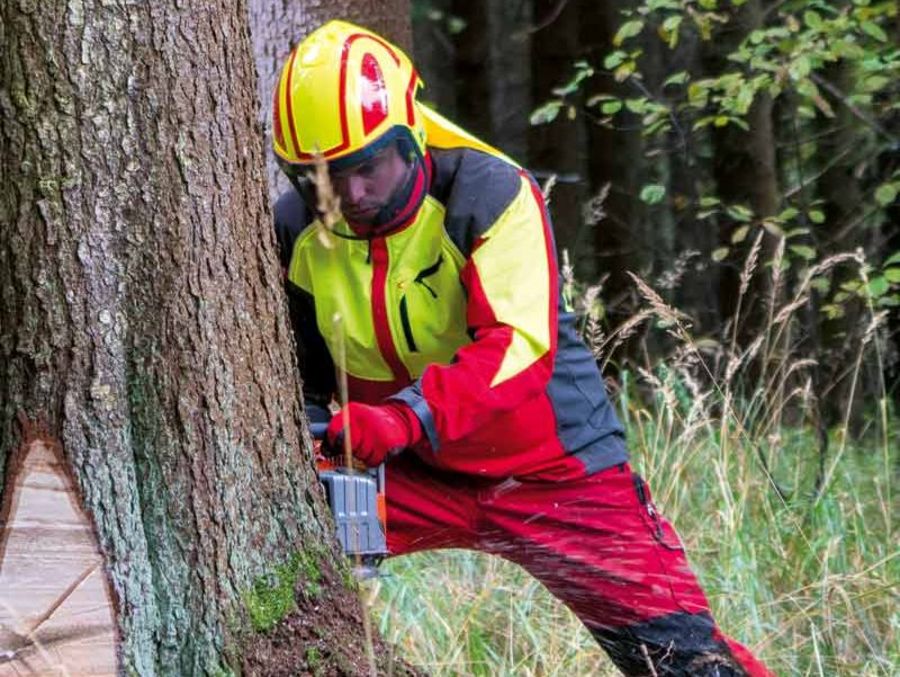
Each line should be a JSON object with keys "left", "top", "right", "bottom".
{"left": 344, "top": 175, "right": 368, "bottom": 203}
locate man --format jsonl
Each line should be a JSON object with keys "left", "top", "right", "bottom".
{"left": 272, "top": 20, "right": 772, "bottom": 677}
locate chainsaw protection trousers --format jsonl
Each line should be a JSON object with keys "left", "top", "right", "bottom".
{"left": 385, "top": 454, "right": 774, "bottom": 677}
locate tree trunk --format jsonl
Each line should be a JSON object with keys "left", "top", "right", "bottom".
{"left": 578, "top": 0, "right": 644, "bottom": 307}
{"left": 529, "top": 0, "right": 587, "bottom": 269}
{"left": 0, "top": 1, "right": 377, "bottom": 673}
{"left": 702, "top": 0, "right": 780, "bottom": 339}
{"left": 411, "top": 0, "right": 457, "bottom": 121}
{"left": 248, "top": 0, "right": 412, "bottom": 199}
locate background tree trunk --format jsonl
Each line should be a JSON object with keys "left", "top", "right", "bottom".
{"left": 702, "top": 0, "right": 780, "bottom": 341}
{"left": 248, "top": 0, "right": 413, "bottom": 199}
{"left": 528, "top": 0, "right": 587, "bottom": 266}
{"left": 0, "top": 1, "right": 374, "bottom": 673}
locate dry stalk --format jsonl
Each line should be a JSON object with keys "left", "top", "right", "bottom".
{"left": 309, "top": 152, "right": 342, "bottom": 249}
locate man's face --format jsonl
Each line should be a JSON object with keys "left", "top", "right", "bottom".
{"left": 329, "top": 144, "right": 411, "bottom": 224}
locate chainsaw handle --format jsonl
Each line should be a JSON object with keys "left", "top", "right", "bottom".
{"left": 309, "top": 421, "right": 385, "bottom": 492}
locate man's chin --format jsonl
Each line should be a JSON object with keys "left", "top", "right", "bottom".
{"left": 343, "top": 208, "right": 380, "bottom": 224}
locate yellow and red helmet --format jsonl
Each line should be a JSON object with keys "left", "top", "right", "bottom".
{"left": 272, "top": 20, "right": 426, "bottom": 169}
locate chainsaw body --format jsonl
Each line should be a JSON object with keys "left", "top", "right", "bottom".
{"left": 310, "top": 422, "right": 388, "bottom": 578}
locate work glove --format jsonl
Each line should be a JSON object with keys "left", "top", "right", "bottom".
{"left": 325, "top": 402, "right": 423, "bottom": 467}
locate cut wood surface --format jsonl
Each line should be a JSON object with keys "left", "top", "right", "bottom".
{"left": 0, "top": 439, "right": 117, "bottom": 676}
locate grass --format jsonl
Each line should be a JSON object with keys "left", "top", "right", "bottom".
{"left": 366, "top": 243, "right": 898, "bottom": 676}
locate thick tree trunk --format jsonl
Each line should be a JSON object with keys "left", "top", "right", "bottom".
{"left": 248, "top": 0, "right": 412, "bottom": 199}
{"left": 0, "top": 1, "right": 374, "bottom": 673}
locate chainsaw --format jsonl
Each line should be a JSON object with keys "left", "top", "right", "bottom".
{"left": 309, "top": 422, "right": 388, "bottom": 579}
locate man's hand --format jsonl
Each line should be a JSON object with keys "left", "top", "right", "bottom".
{"left": 325, "top": 402, "right": 423, "bottom": 467}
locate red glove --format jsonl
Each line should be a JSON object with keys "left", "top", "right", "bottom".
{"left": 325, "top": 402, "right": 423, "bottom": 467}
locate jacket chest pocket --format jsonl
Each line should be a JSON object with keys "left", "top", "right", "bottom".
{"left": 397, "top": 254, "right": 444, "bottom": 353}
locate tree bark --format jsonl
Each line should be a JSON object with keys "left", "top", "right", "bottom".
{"left": 248, "top": 0, "right": 412, "bottom": 199}
{"left": 529, "top": 0, "right": 587, "bottom": 267}
{"left": 702, "top": 0, "right": 780, "bottom": 338}
{"left": 579, "top": 0, "right": 644, "bottom": 303}
{"left": 0, "top": 1, "right": 372, "bottom": 673}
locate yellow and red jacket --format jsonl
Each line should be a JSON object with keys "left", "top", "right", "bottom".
{"left": 275, "top": 112, "right": 626, "bottom": 480}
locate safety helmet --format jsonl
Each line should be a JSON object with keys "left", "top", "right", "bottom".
{"left": 272, "top": 20, "right": 426, "bottom": 171}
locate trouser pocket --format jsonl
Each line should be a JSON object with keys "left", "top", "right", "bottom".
{"left": 632, "top": 472, "right": 685, "bottom": 552}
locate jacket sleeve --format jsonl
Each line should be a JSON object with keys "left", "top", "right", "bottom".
{"left": 274, "top": 190, "right": 337, "bottom": 407}
{"left": 391, "top": 172, "right": 558, "bottom": 450}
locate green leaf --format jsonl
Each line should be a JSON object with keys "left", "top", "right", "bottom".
{"left": 875, "top": 183, "right": 898, "bottom": 206}
{"left": 726, "top": 204, "right": 754, "bottom": 222}
{"left": 661, "top": 16, "right": 682, "bottom": 48}
{"left": 804, "top": 10, "right": 823, "bottom": 29}
{"left": 614, "top": 62, "right": 636, "bottom": 82}
{"left": 883, "top": 252, "right": 900, "bottom": 267}
{"left": 810, "top": 276, "right": 831, "bottom": 294}
{"left": 778, "top": 207, "right": 799, "bottom": 221}
{"left": 884, "top": 268, "right": 900, "bottom": 283}
{"left": 552, "top": 66, "right": 595, "bottom": 96}
{"left": 603, "top": 51, "right": 627, "bottom": 70}
{"left": 640, "top": 184, "right": 666, "bottom": 205}
{"left": 821, "top": 304, "right": 845, "bottom": 320}
{"left": 868, "top": 276, "right": 889, "bottom": 298}
{"left": 663, "top": 71, "right": 690, "bottom": 87}
{"left": 863, "top": 75, "right": 890, "bottom": 92}
{"left": 529, "top": 101, "right": 562, "bottom": 125}
{"left": 731, "top": 225, "right": 750, "bottom": 244}
{"left": 601, "top": 100, "right": 623, "bottom": 115}
{"left": 861, "top": 20, "right": 888, "bottom": 42}
{"left": 789, "top": 245, "right": 816, "bottom": 261}
{"left": 808, "top": 209, "right": 826, "bottom": 224}
{"left": 789, "top": 55, "right": 812, "bottom": 80}
{"left": 613, "top": 20, "right": 645, "bottom": 47}
{"left": 699, "top": 196, "right": 720, "bottom": 208}
{"left": 447, "top": 17, "right": 466, "bottom": 34}
{"left": 712, "top": 247, "right": 730, "bottom": 262}
{"left": 625, "top": 98, "right": 647, "bottom": 114}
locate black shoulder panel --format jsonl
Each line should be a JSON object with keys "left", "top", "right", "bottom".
{"left": 273, "top": 189, "right": 314, "bottom": 268}
{"left": 429, "top": 148, "right": 522, "bottom": 257}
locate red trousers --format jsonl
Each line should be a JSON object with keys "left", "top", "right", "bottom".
{"left": 385, "top": 455, "right": 774, "bottom": 676}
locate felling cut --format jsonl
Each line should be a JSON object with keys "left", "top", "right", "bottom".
{"left": 0, "top": 427, "right": 117, "bottom": 676}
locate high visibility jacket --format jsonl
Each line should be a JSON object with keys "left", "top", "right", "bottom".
{"left": 275, "top": 115, "right": 626, "bottom": 480}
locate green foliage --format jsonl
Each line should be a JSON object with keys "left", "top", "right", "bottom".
{"left": 529, "top": 0, "right": 900, "bottom": 318}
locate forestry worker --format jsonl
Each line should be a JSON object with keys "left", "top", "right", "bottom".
{"left": 271, "top": 19, "right": 772, "bottom": 677}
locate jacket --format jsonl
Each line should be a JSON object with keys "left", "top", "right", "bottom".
{"left": 275, "top": 130, "right": 626, "bottom": 480}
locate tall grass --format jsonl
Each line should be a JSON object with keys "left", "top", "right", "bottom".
{"left": 368, "top": 243, "right": 898, "bottom": 676}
